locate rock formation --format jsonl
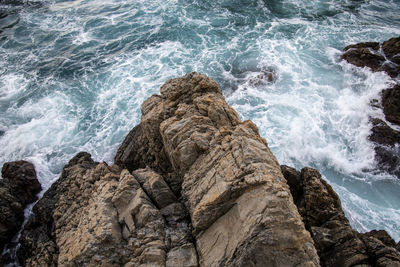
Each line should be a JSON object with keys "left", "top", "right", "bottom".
{"left": 342, "top": 36, "right": 400, "bottom": 177}
{"left": 281, "top": 165, "right": 400, "bottom": 267}
{"left": 0, "top": 160, "right": 41, "bottom": 263}
{"left": 18, "top": 73, "right": 319, "bottom": 266}
{"left": 15, "top": 73, "right": 400, "bottom": 266}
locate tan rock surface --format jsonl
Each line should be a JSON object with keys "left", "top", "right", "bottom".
{"left": 19, "top": 153, "right": 196, "bottom": 266}
{"left": 117, "top": 72, "right": 320, "bottom": 266}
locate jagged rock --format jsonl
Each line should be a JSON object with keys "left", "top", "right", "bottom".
{"left": 116, "top": 72, "right": 319, "bottom": 266}
{"left": 382, "top": 37, "right": 400, "bottom": 65}
{"left": 0, "top": 160, "right": 41, "bottom": 256}
{"left": 18, "top": 73, "right": 320, "bottom": 266}
{"left": 369, "top": 118, "right": 400, "bottom": 146}
{"left": 281, "top": 166, "right": 400, "bottom": 267}
{"left": 342, "top": 37, "right": 400, "bottom": 78}
{"left": 1, "top": 160, "right": 41, "bottom": 206}
{"left": 18, "top": 152, "right": 196, "bottom": 267}
{"left": 342, "top": 37, "right": 400, "bottom": 178}
{"left": 382, "top": 85, "right": 400, "bottom": 125}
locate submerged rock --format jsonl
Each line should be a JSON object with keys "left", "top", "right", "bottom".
{"left": 281, "top": 165, "right": 400, "bottom": 267}
{"left": 0, "top": 160, "right": 41, "bottom": 262}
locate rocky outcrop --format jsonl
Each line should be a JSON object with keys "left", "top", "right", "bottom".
{"left": 281, "top": 165, "right": 400, "bottom": 267}
{"left": 342, "top": 37, "right": 400, "bottom": 78}
{"left": 115, "top": 72, "right": 319, "bottom": 266}
{"left": 342, "top": 37, "right": 400, "bottom": 178}
{"left": 0, "top": 161, "right": 41, "bottom": 262}
{"left": 18, "top": 152, "right": 197, "bottom": 267}
{"left": 19, "top": 73, "right": 319, "bottom": 266}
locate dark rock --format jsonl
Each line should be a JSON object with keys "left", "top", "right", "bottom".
{"left": 280, "top": 165, "right": 302, "bottom": 203}
{"left": 342, "top": 37, "right": 400, "bottom": 78}
{"left": 369, "top": 118, "right": 400, "bottom": 177}
{"left": 342, "top": 42, "right": 385, "bottom": 72}
{"left": 343, "top": 37, "right": 400, "bottom": 177}
{"left": 362, "top": 230, "right": 398, "bottom": 248}
{"left": 382, "top": 37, "right": 400, "bottom": 65}
{"left": 382, "top": 85, "right": 400, "bottom": 125}
{"left": 2, "top": 160, "right": 41, "bottom": 206}
{"left": 369, "top": 118, "right": 400, "bottom": 146}
{"left": 0, "top": 160, "right": 41, "bottom": 258}
{"left": 0, "top": 179, "right": 24, "bottom": 254}
{"left": 281, "top": 166, "right": 400, "bottom": 267}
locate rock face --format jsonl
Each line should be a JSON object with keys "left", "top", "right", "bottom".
{"left": 281, "top": 165, "right": 400, "bottom": 267}
{"left": 19, "top": 73, "right": 319, "bottom": 266}
{"left": 18, "top": 152, "right": 197, "bottom": 267}
{"left": 116, "top": 72, "right": 319, "bottom": 266}
{"left": 0, "top": 161, "right": 41, "bottom": 260}
{"left": 342, "top": 37, "right": 400, "bottom": 178}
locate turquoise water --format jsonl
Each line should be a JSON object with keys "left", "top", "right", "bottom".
{"left": 1, "top": 0, "right": 400, "bottom": 241}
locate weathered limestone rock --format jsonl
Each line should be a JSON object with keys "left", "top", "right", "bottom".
{"left": 18, "top": 152, "right": 196, "bottom": 267}
{"left": 281, "top": 165, "right": 400, "bottom": 267}
{"left": 116, "top": 72, "right": 319, "bottom": 266}
{"left": 0, "top": 160, "right": 41, "bottom": 258}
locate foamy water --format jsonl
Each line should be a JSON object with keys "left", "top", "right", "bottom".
{"left": 1, "top": 0, "right": 399, "bottom": 241}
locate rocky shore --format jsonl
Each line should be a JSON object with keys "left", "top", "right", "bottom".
{"left": 0, "top": 161, "right": 41, "bottom": 265}
{"left": 342, "top": 36, "right": 400, "bottom": 177}
{"left": 1, "top": 72, "right": 400, "bottom": 266}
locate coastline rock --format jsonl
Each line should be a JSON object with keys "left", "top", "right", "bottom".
{"left": 342, "top": 37, "right": 400, "bottom": 177}
{"left": 0, "top": 161, "right": 41, "bottom": 261}
{"left": 15, "top": 73, "right": 400, "bottom": 266}
{"left": 1, "top": 161, "right": 41, "bottom": 206}
{"left": 18, "top": 152, "right": 196, "bottom": 266}
{"left": 382, "top": 85, "right": 400, "bottom": 125}
{"left": 342, "top": 37, "right": 400, "bottom": 78}
{"left": 281, "top": 165, "right": 400, "bottom": 267}
{"left": 19, "top": 73, "right": 319, "bottom": 266}
{"left": 116, "top": 72, "right": 319, "bottom": 266}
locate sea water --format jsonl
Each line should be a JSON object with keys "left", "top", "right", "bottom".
{"left": 0, "top": 0, "right": 399, "bottom": 242}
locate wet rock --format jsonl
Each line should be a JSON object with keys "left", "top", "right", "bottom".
{"left": 281, "top": 166, "right": 400, "bottom": 267}
{"left": 248, "top": 67, "right": 277, "bottom": 86}
{"left": 382, "top": 37, "right": 400, "bottom": 65}
{"left": 342, "top": 37, "right": 400, "bottom": 78}
{"left": 0, "top": 160, "right": 41, "bottom": 259}
{"left": 369, "top": 118, "right": 400, "bottom": 146}
{"left": 382, "top": 85, "right": 400, "bottom": 125}
{"left": 343, "top": 37, "right": 400, "bottom": 177}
